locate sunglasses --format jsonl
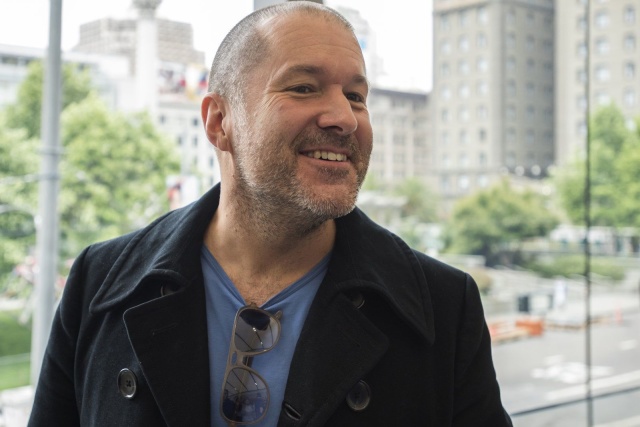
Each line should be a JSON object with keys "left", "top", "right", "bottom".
{"left": 221, "top": 304, "right": 283, "bottom": 425}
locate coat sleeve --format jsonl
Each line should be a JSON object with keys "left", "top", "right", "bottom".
{"left": 27, "top": 248, "right": 91, "bottom": 427}
{"left": 452, "top": 274, "right": 513, "bottom": 427}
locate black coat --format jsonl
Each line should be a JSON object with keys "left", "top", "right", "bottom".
{"left": 28, "top": 185, "right": 512, "bottom": 426}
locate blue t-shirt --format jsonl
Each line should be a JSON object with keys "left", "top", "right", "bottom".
{"left": 201, "top": 245, "right": 328, "bottom": 427}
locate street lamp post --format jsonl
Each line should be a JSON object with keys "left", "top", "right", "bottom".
{"left": 30, "top": 0, "right": 63, "bottom": 387}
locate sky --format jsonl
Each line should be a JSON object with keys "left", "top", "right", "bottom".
{"left": 0, "top": 0, "right": 432, "bottom": 91}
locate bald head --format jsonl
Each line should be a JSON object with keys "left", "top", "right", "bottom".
{"left": 208, "top": 2, "right": 358, "bottom": 112}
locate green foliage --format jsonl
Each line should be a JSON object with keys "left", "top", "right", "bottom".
{"left": 0, "top": 113, "right": 38, "bottom": 275}
{"left": 0, "top": 311, "right": 31, "bottom": 357}
{"left": 445, "top": 179, "right": 559, "bottom": 265}
{"left": 0, "top": 311, "right": 31, "bottom": 391}
{"left": 58, "top": 94, "right": 180, "bottom": 258}
{"left": 5, "top": 60, "right": 93, "bottom": 139}
{"left": 555, "top": 105, "right": 640, "bottom": 228}
{"left": 523, "top": 255, "right": 625, "bottom": 281}
{"left": 0, "top": 64, "right": 180, "bottom": 284}
{"left": 392, "top": 177, "right": 438, "bottom": 223}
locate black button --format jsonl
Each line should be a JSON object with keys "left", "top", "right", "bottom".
{"left": 118, "top": 368, "right": 138, "bottom": 399}
{"left": 346, "top": 380, "right": 371, "bottom": 411}
{"left": 348, "top": 292, "right": 365, "bottom": 309}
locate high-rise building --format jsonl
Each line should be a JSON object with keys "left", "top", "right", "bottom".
{"left": 431, "top": 0, "right": 555, "bottom": 203}
{"left": 555, "top": 0, "right": 640, "bottom": 166}
{"left": 368, "top": 88, "right": 431, "bottom": 184}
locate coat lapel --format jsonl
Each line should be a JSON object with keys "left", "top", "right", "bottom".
{"left": 123, "top": 277, "right": 211, "bottom": 427}
{"left": 280, "top": 290, "right": 389, "bottom": 426}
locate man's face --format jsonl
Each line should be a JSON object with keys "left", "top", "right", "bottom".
{"left": 229, "top": 13, "right": 373, "bottom": 224}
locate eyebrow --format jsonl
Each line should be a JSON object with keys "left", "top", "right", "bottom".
{"left": 276, "top": 64, "right": 370, "bottom": 91}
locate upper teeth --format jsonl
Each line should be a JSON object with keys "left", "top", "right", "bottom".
{"left": 306, "top": 151, "right": 348, "bottom": 162}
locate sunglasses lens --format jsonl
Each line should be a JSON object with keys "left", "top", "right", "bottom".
{"left": 234, "top": 309, "right": 280, "bottom": 353}
{"left": 222, "top": 367, "right": 268, "bottom": 423}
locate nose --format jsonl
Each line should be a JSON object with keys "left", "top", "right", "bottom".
{"left": 316, "top": 87, "right": 358, "bottom": 136}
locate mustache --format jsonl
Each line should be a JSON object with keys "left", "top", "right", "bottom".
{"left": 295, "top": 129, "right": 359, "bottom": 153}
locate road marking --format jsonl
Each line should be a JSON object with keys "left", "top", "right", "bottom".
{"left": 546, "top": 370, "right": 640, "bottom": 401}
{"left": 595, "top": 414, "right": 640, "bottom": 427}
{"left": 619, "top": 339, "right": 638, "bottom": 351}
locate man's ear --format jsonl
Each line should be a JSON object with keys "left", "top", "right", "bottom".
{"left": 201, "top": 92, "right": 232, "bottom": 152}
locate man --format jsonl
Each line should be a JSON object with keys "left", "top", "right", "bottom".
{"left": 29, "top": 2, "right": 512, "bottom": 426}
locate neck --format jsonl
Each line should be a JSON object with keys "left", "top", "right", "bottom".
{"left": 204, "top": 185, "right": 336, "bottom": 305}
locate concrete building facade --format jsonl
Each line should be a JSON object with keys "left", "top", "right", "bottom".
{"left": 555, "top": 0, "right": 640, "bottom": 165}
{"left": 431, "top": 0, "right": 555, "bottom": 203}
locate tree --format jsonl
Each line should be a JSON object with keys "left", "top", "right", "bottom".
{"left": 555, "top": 105, "right": 640, "bottom": 228}
{"left": 5, "top": 60, "right": 93, "bottom": 139}
{"left": 392, "top": 177, "right": 438, "bottom": 223}
{"left": 445, "top": 179, "right": 558, "bottom": 266}
{"left": 0, "top": 67, "right": 180, "bottom": 283}
{"left": 58, "top": 94, "right": 180, "bottom": 258}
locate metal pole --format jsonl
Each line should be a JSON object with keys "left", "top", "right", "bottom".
{"left": 31, "top": 0, "right": 63, "bottom": 387}
{"left": 584, "top": 0, "right": 594, "bottom": 425}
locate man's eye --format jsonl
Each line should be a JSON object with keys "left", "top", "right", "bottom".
{"left": 290, "top": 86, "right": 312, "bottom": 94}
{"left": 346, "top": 93, "right": 365, "bottom": 103}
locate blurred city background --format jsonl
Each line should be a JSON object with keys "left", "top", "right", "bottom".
{"left": 0, "top": 0, "right": 639, "bottom": 426}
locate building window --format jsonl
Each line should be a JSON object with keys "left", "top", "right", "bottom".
{"left": 624, "top": 89, "right": 636, "bottom": 107}
{"left": 441, "top": 131, "right": 450, "bottom": 145}
{"left": 477, "top": 81, "right": 488, "bottom": 96}
{"left": 440, "top": 14, "right": 451, "bottom": 31}
{"left": 459, "top": 153, "right": 469, "bottom": 167}
{"left": 577, "top": 42, "right": 587, "bottom": 58}
{"left": 577, "top": 95, "right": 587, "bottom": 111}
{"left": 192, "top": 117, "right": 199, "bottom": 127}
{"left": 595, "top": 10, "right": 609, "bottom": 28}
{"left": 526, "top": 106, "right": 535, "bottom": 120}
{"left": 479, "top": 152, "right": 487, "bottom": 166}
{"left": 526, "top": 130, "right": 535, "bottom": 144}
{"left": 458, "top": 60, "right": 470, "bottom": 75}
{"left": 507, "top": 128, "right": 516, "bottom": 144}
{"left": 624, "top": 6, "right": 636, "bottom": 24}
{"left": 507, "top": 80, "right": 517, "bottom": 97}
{"left": 479, "top": 129, "right": 487, "bottom": 142}
{"left": 458, "top": 36, "right": 469, "bottom": 52}
{"left": 459, "top": 107, "right": 469, "bottom": 121}
{"left": 507, "top": 33, "right": 516, "bottom": 48}
{"left": 577, "top": 69, "right": 587, "bottom": 83}
{"left": 526, "top": 82, "right": 535, "bottom": 96}
{"left": 477, "top": 33, "right": 487, "bottom": 48}
{"left": 477, "top": 57, "right": 488, "bottom": 72}
{"left": 460, "top": 130, "right": 469, "bottom": 144}
{"left": 441, "top": 109, "right": 450, "bottom": 121}
{"left": 459, "top": 84, "right": 470, "bottom": 98}
{"left": 577, "top": 15, "right": 587, "bottom": 30}
{"left": 477, "top": 106, "right": 488, "bottom": 119}
{"left": 596, "top": 92, "right": 611, "bottom": 105}
{"left": 193, "top": 136, "right": 198, "bottom": 146}
{"left": 459, "top": 10, "right": 469, "bottom": 26}
{"left": 458, "top": 175, "right": 470, "bottom": 191}
{"left": 624, "top": 34, "right": 636, "bottom": 52}
{"left": 506, "top": 9, "right": 516, "bottom": 25}
{"left": 477, "top": 6, "right": 488, "bottom": 24}
{"left": 526, "top": 35, "right": 535, "bottom": 50}
{"left": 440, "top": 62, "right": 450, "bottom": 78}
{"left": 595, "top": 64, "right": 610, "bottom": 81}
{"left": 507, "top": 105, "right": 517, "bottom": 120}
{"left": 440, "top": 40, "right": 451, "bottom": 54}
{"left": 442, "top": 86, "right": 451, "bottom": 99}
{"left": 624, "top": 62, "right": 635, "bottom": 79}
{"left": 595, "top": 37, "right": 610, "bottom": 54}
{"left": 507, "top": 57, "right": 516, "bottom": 72}
{"left": 159, "top": 115, "right": 166, "bottom": 124}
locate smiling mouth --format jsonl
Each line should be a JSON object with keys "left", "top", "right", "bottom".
{"left": 303, "top": 150, "right": 349, "bottom": 162}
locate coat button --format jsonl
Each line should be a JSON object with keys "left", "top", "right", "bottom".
{"left": 348, "top": 291, "right": 365, "bottom": 309}
{"left": 118, "top": 368, "right": 138, "bottom": 399}
{"left": 346, "top": 380, "right": 371, "bottom": 412}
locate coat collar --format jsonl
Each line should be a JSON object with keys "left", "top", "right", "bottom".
{"left": 90, "top": 183, "right": 434, "bottom": 343}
